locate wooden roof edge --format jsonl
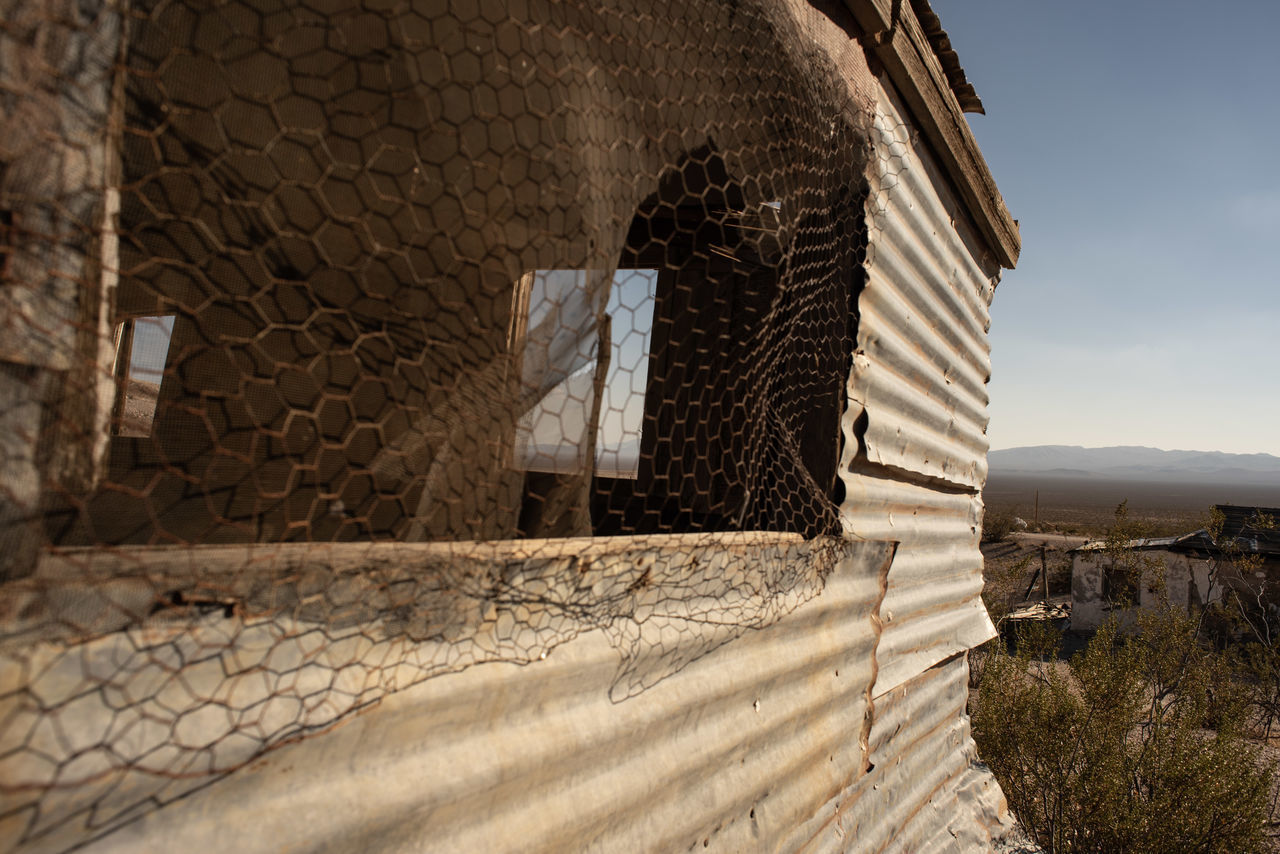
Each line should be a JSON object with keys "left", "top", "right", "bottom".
{"left": 842, "top": 0, "right": 1021, "bottom": 269}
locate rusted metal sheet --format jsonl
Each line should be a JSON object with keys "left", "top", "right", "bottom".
{"left": 789, "top": 655, "right": 1013, "bottom": 851}
{"left": 863, "top": 656, "right": 1013, "bottom": 852}
{"left": 839, "top": 473, "right": 992, "bottom": 694}
{"left": 827, "top": 65, "right": 1014, "bottom": 844}
{"left": 4, "top": 537, "right": 895, "bottom": 854}
{"left": 837, "top": 74, "right": 1002, "bottom": 698}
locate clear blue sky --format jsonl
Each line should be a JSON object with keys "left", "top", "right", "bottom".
{"left": 934, "top": 0, "right": 1280, "bottom": 455}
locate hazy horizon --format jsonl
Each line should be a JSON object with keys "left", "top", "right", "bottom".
{"left": 989, "top": 443, "right": 1280, "bottom": 457}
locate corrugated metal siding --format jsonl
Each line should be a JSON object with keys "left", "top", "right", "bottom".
{"left": 839, "top": 472, "right": 992, "bottom": 694}
{"left": 865, "top": 656, "right": 1008, "bottom": 853}
{"left": 796, "top": 655, "right": 1012, "bottom": 853}
{"left": 840, "top": 76, "right": 1001, "bottom": 698}
{"left": 9, "top": 539, "right": 898, "bottom": 854}
{"left": 854, "top": 83, "right": 997, "bottom": 493}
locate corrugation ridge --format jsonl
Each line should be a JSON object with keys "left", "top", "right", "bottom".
{"left": 82, "top": 548, "right": 892, "bottom": 854}
{"left": 842, "top": 523, "right": 976, "bottom": 552}
{"left": 903, "top": 761, "right": 1013, "bottom": 853}
{"left": 841, "top": 493, "right": 979, "bottom": 527}
{"left": 868, "top": 653, "right": 966, "bottom": 755}
{"left": 861, "top": 419, "right": 987, "bottom": 492}
{"left": 854, "top": 319, "right": 989, "bottom": 445}
{"left": 861, "top": 417, "right": 987, "bottom": 490}
{"left": 880, "top": 547, "right": 982, "bottom": 580}
{"left": 843, "top": 518, "right": 976, "bottom": 551}
{"left": 856, "top": 89, "right": 997, "bottom": 489}
{"left": 881, "top": 660, "right": 1008, "bottom": 853}
{"left": 866, "top": 201, "right": 991, "bottom": 369}
{"left": 868, "top": 102, "right": 994, "bottom": 329}
{"left": 858, "top": 304, "right": 988, "bottom": 432}
{"left": 867, "top": 207, "right": 991, "bottom": 377}
{"left": 799, "top": 657, "right": 973, "bottom": 851}
{"left": 855, "top": 332, "right": 989, "bottom": 487}
{"left": 398, "top": 632, "right": 874, "bottom": 854}
{"left": 863, "top": 246, "right": 990, "bottom": 403}
{"left": 877, "top": 726, "right": 979, "bottom": 854}
{"left": 384, "top": 602, "right": 870, "bottom": 815}
{"left": 873, "top": 600, "right": 993, "bottom": 697}
{"left": 870, "top": 146, "right": 993, "bottom": 339}
{"left": 881, "top": 563, "right": 983, "bottom": 599}
{"left": 881, "top": 570, "right": 983, "bottom": 622}
{"left": 856, "top": 297, "right": 990, "bottom": 484}
{"left": 855, "top": 361, "right": 987, "bottom": 455}
{"left": 858, "top": 284, "right": 988, "bottom": 408}
{"left": 842, "top": 501, "right": 979, "bottom": 549}
{"left": 838, "top": 466, "right": 990, "bottom": 693}
{"left": 536, "top": 613, "right": 883, "bottom": 852}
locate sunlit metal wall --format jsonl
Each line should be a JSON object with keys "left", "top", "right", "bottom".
{"left": 797, "top": 654, "right": 1012, "bottom": 852}
{"left": 826, "top": 63, "right": 1011, "bottom": 850}
{"left": 67, "top": 540, "right": 895, "bottom": 854}
{"left": 843, "top": 77, "right": 1003, "bottom": 697}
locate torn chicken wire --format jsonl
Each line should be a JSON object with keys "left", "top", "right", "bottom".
{"left": 0, "top": 0, "right": 912, "bottom": 848}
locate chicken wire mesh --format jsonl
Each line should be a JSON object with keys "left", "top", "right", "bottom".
{"left": 0, "top": 0, "right": 899, "bottom": 847}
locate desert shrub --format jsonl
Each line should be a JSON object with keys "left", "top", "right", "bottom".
{"left": 983, "top": 506, "right": 1018, "bottom": 543}
{"left": 1203, "top": 508, "right": 1280, "bottom": 738}
{"left": 972, "top": 502, "right": 1273, "bottom": 853}
{"left": 972, "top": 609, "right": 1271, "bottom": 854}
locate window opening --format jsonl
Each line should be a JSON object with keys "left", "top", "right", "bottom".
{"left": 590, "top": 151, "right": 820, "bottom": 536}
{"left": 597, "top": 269, "right": 658, "bottom": 478}
{"left": 111, "top": 314, "right": 174, "bottom": 437}
{"left": 516, "top": 268, "right": 657, "bottom": 478}
{"left": 1102, "top": 564, "right": 1140, "bottom": 607}
{"left": 515, "top": 269, "right": 597, "bottom": 474}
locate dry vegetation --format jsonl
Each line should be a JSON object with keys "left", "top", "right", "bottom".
{"left": 974, "top": 503, "right": 1280, "bottom": 852}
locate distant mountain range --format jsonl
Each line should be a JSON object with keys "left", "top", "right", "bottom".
{"left": 988, "top": 445, "right": 1280, "bottom": 485}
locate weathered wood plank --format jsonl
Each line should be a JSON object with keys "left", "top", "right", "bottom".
{"left": 843, "top": 0, "right": 1020, "bottom": 267}
{"left": 843, "top": 0, "right": 896, "bottom": 40}
{"left": 3, "top": 530, "right": 833, "bottom": 649}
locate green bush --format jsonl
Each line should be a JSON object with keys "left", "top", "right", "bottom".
{"left": 983, "top": 506, "right": 1018, "bottom": 543}
{"left": 971, "top": 611, "right": 1272, "bottom": 853}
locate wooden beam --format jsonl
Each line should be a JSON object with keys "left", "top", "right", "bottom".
{"left": 844, "top": 0, "right": 895, "bottom": 41}
{"left": 1, "top": 532, "right": 871, "bottom": 651}
{"left": 844, "top": 0, "right": 1021, "bottom": 268}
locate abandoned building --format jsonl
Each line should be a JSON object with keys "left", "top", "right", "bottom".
{"left": 0, "top": 0, "right": 1021, "bottom": 850}
{"left": 1071, "top": 505, "right": 1280, "bottom": 632}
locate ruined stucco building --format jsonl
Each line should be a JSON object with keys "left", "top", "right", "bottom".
{"left": 1072, "top": 505, "right": 1280, "bottom": 633}
{"left": 0, "top": 0, "right": 1021, "bottom": 850}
